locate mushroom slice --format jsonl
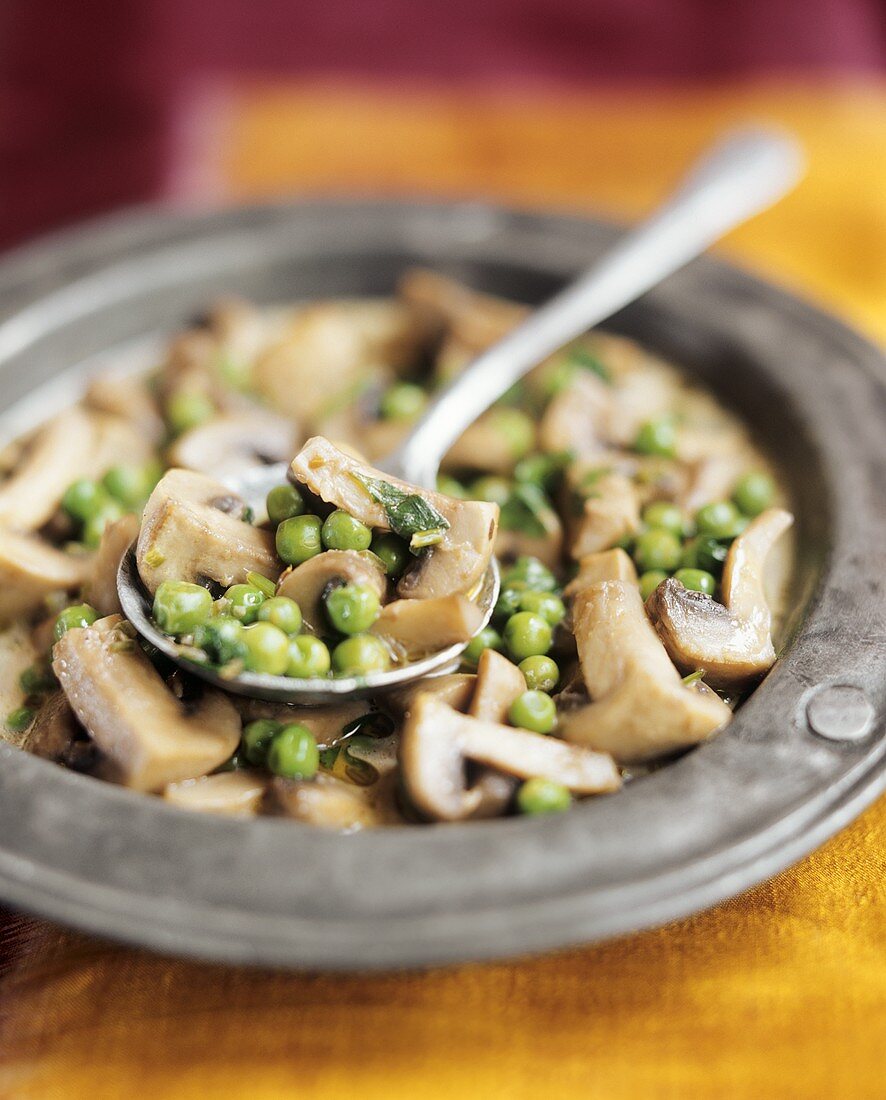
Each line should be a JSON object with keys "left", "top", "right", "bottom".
{"left": 397, "top": 268, "right": 526, "bottom": 353}
{"left": 470, "top": 649, "right": 526, "bottom": 724}
{"left": 85, "top": 374, "right": 165, "bottom": 444}
{"left": 86, "top": 513, "right": 141, "bottom": 616}
{"left": 0, "top": 530, "right": 93, "bottom": 626}
{"left": 559, "top": 581, "right": 732, "bottom": 762}
{"left": 564, "top": 467, "right": 641, "bottom": 560}
{"left": 52, "top": 615, "right": 241, "bottom": 791}
{"left": 386, "top": 673, "right": 477, "bottom": 716}
{"left": 167, "top": 410, "right": 300, "bottom": 479}
{"left": 539, "top": 372, "right": 612, "bottom": 458}
{"left": 164, "top": 772, "right": 267, "bottom": 817}
{"left": 646, "top": 508, "right": 794, "bottom": 689}
{"left": 401, "top": 694, "right": 620, "bottom": 822}
{"left": 370, "top": 596, "right": 484, "bottom": 661}
{"left": 277, "top": 550, "right": 387, "bottom": 634}
{"left": 137, "top": 468, "right": 279, "bottom": 594}
{"left": 233, "top": 698, "right": 371, "bottom": 746}
{"left": 564, "top": 547, "right": 638, "bottom": 598}
{"left": 23, "top": 691, "right": 81, "bottom": 761}
{"left": 270, "top": 772, "right": 401, "bottom": 830}
{"left": 443, "top": 411, "right": 536, "bottom": 475}
{"left": 291, "top": 436, "right": 498, "bottom": 599}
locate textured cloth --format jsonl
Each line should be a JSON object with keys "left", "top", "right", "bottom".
{"left": 0, "top": 82, "right": 884, "bottom": 1098}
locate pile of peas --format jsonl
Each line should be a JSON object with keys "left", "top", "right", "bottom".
{"left": 149, "top": 481, "right": 419, "bottom": 680}
{"left": 61, "top": 461, "right": 161, "bottom": 548}
{"left": 625, "top": 467, "right": 776, "bottom": 603}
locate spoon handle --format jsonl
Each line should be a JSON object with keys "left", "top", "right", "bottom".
{"left": 390, "top": 127, "right": 804, "bottom": 488}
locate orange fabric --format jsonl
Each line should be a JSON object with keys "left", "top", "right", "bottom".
{"left": 1, "top": 81, "right": 884, "bottom": 1099}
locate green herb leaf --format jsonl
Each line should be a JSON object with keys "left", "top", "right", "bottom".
{"left": 568, "top": 345, "right": 611, "bottom": 383}
{"left": 500, "top": 482, "right": 555, "bottom": 537}
{"left": 351, "top": 474, "right": 450, "bottom": 552}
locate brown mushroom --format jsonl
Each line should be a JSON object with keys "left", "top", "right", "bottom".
{"left": 233, "top": 697, "right": 371, "bottom": 746}
{"left": 563, "top": 466, "right": 641, "bottom": 560}
{"left": 470, "top": 649, "right": 526, "bottom": 724}
{"left": 397, "top": 267, "right": 525, "bottom": 354}
{"left": 386, "top": 673, "right": 477, "bottom": 716}
{"left": 401, "top": 693, "right": 620, "bottom": 822}
{"left": 538, "top": 371, "right": 612, "bottom": 459}
{"left": 370, "top": 595, "right": 484, "bottom": 660}
{"left": 137, "top": 468, "right": 279, "bottom": 594}
{"left": 86, "top": 513, "right": 140, "bottom": 616}
{"left": 443, "top": 411, "right": 536, "bottom": 475}
{"left": 52, "top": 615, "right": 241, "bottom": 791}
{"left": 563, "top": 547, "right": 638, "bottom": 598}
{"left": 0, "top": 530, "right": 93, "bottom": 626}
{"left": 164, "top": 772, "right": 268, "bottom": 816}
{"left": 559, "top": 580, "right": 732, "bottom": 762}
{"left": 85, "top": 374, "right": 165, "bottom": 444}
{"left": 646, "top": 508, "right": 794, "bottom": 689}
{"left": 269, "top": 771, "right": 402, "bottom": 829}
{"left": 167, "top": 410, "right": 300, "bottom": 479}
{"left": 277, "top": 550, "right": 387, "bottom": 634}
{"left": 23, "top": 691, "right": 82, "bottom": 761}
{"left": 290, "top": 436, "right": 498, "bottom": 599}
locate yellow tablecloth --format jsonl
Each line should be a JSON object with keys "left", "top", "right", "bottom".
{"left": 0, "top": 80, "right": 884, "bottom": 1099}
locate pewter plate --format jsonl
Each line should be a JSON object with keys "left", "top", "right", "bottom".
{"left": 0, "top": 200, "right": 883, "bottom": 969}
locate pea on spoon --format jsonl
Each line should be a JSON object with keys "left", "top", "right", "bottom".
{"left": 118, "top": 127, "right": 803, "bottom": 703}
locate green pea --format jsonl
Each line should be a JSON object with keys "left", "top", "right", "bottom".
{"left": 504, "top": 612, "right": 553, "bottom": 662}
{"left": 508, "top": 689, "right": 557, "bottom": 733}
{"left": 152, "top": 580, "right": 213, "bottom": 635}
{"left": 493, "top": 587, "right": 522, "bottom": 623}
{"left": 695, "top": 500, "right": 743, "bottom": 540}
{"left": 470, "top": 476, "right": 512, "bottom": 506}
{"left": 257, "top": 596, "right": 303, "bottom": 635}
{"left": 463, "top": 626, "right": 503, "bottom": 667}
{"left": 518, "top": 655, "right": 560, "bottom": 693}
{"left": 101, "top": 464, "right": 152, "bottom": 509}
{"left": 436, "top": 475, "right": 466, "bottom": 499}
{"left": 266, "top": 483, "right": 306, "bottom": 524}
{"left": 674, "top": 568, "right": 716, "bottom": 596}
{"left": 491, "top": 408, "right": 535, "bottom": 458}
{"left": 321, "top": 509, "right": 372, "bottom": 552}
{"left": 82, "top": 499, "right": 125, "bottom": 548}
{"left": 634, "top": 417, "right": 677, "bottom": 458}
{"left": 331, "top": 634, "right": 390, "bottom": 676}
{"left": 518, "top": 590, "right": 566, "bottom": 626}
{"left": 53, "top": 603, "right": 98, "bottom": 642}
{"left": 733, "top": 472, "right": 775, "bottom": 517}
{"left": 379, "top": 382, "right": 427, "bottom": 421}
{"left": 516, "top": 777, "right": 572, "bottom": 815}
{"left": 224, "top": 583, "right": 266, "bottom": 624}
{"left": 267, "top": 723, "right": 319, "bottom": 779}
{"left": 287, "top": 635, "right": 332, "bottom": 679}
{"left": 61, "top": 479, "right": 107, "bottom": 522}
{"left": 501, "top": 556, "right": 558, "bottom": 593}
{"left": 193, "top": 616, "right": 246, "bottom": 665}
{"left": 276, "top": 514, "right": 323, "bottom": 565}
{"left": 639, "top": 570, "right": 669, "bottom": 601}
{"left": 19, "top": 664, "right": 55, "bottom": 695}
{"left": 241, "top": 622, "right": 290, "bottom": 675}
{"left": 633, "top": 528, "right": 682, "bottom": 573}
{"left": 513, "top": 452, "right": 570, "bottom": 492}
{"left": 166, "top": 390, "right": 214, "bottom": 435}
{"left": 370, "top": 532, "right": 410, "bottom": 579}
{"left": 325, "top": 584, "right": 381, "bottom": 635}
{"left": 241, "top": 718, "right": 280, "bottom": 765}
{"left": 642, "top": 500, "right": 684, "bottom": 537}
{"left": 6, "top": 706, "right": 34, "bottom": 733}
{"left": 680, "top": 535, "right": 729, "bottom": 576}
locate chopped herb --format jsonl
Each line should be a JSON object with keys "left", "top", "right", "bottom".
{"left": 568, "top": 345, "right": 611, "bottom": 383}
{"left": 6, "top": 707, "right": 34, "bottom": 733}
{"left": 144, "top": 548, "right": 166, "bottom": 568}
{"left": 682, "top": 669, "right": 706, "bottom": 687}
{"left": 351, "top": 473, "right": 450, "bottom": 553}
{"left": 246, "top": 571, "right": 277, "bottom": 599}
{"left": 500, "top": 483, "right": 555, "bottom": 537}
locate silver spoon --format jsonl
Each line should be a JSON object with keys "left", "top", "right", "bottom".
{"left": 119, "top": 127, "right": 803, "bottom": 703}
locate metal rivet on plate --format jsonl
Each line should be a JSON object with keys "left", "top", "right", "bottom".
{"left": 806, "top": 684, "right": 876, "bottom": 743}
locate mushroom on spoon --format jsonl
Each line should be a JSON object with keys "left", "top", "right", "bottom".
{"left": 118, "top": 127, "right": 804, "bottom": 703}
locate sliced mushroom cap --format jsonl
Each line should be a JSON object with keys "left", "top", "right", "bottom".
{"left": 401, "top": 694, "right": 620, "bottom": 822}
{"left": 386, "top": 673, "right": 477, "bottom": 716}
{"left": 23, "top": 691, "right": 81, "bottom": 761}
{"left": 370, "top": 595, "right": 484, "bottom": 661}
{"left": 137, "top": 468, "right": 279, "bottom": 594}
{"left": 469, "top": 649, "right": 526, "bottom": 724}
{"left": 167, "top": 410, "right": 300, "bottom": 479}
{"left": 164, "top": 771, "right": 267, "bottom": 816}
{"left": 560, "top": 580, "right": 732, "bottom": 762}
{"left": 646, "top": 508, "right": 794, "bottom": 689}
{"left": 85, "top": 374, "right": 165, "bottom": 444}
{"left": 86, "top": 513, "right": 141, "bottom": 616}
{"left": 564, "top": 467, "right": 641, "bottom": 560}
{"left": 0, "top": 530, "right": 93, "bottom": 626}
{"left": 564, "top": 547, "right": 638, "bottom": 598}
{"left": 0, "top": 409, "right": 152, "bottom": 532}
{"left": 397, "top": 267, "right": 525, "bottom": 354}
{"left": 233, "top": 697, "right": 371, "bottom": 747}
{"left": 253, "top": 300, "right": 430, "bottom": 423}
{"left": 538, "top": 372, "right": 612, "bottom": 459}
{"left": 52, "top": 615, "right": 241, "bottom": 791}
{"left": 269, "top": 771, "right": 402, "bottom": 829}
{"left": 290, "top": 436, "right": 498, "bottom": 599}
{"left": 443, "top": 411, "right": 536, "bottom": 476}
{"left": 277, "top": 549, "right": 387, "bottom": 634}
